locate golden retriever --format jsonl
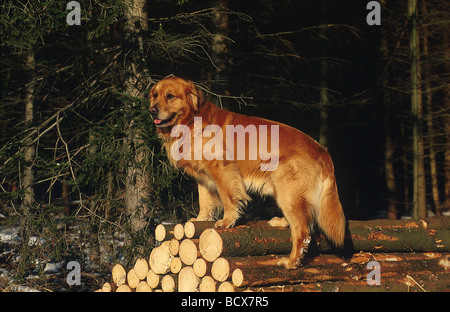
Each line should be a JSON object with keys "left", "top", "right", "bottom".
{"left": 149, "top": 77, "right": 346, "bottom": 269}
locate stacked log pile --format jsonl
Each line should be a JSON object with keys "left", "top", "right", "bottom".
{"left": 96, "top": 217, "right": 450, "bottom": 292}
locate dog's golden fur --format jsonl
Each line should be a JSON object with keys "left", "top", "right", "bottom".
{"left": 149, "top": 77, "right": 346, "bottom": 269}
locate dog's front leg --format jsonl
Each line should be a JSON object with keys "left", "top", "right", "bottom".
{"left": 206, "top": 163, "right": 250, "bottom": 229}
{"left": 191, "top": 183, "right": 217, "bottom": 221}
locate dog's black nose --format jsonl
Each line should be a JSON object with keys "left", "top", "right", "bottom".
{"left": 149, "top": 106, "right": 158, "bottom": 116}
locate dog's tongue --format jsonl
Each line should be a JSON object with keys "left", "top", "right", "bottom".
{"left": 154, "top": 119, "right": 162, "bottom": 125}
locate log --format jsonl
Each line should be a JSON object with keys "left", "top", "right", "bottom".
{"left": 250, "top": 273, "right": 450, "bottom": 292}
{"left": 179, "top": 239, "right": 201, "bottom": 265}
{"left": 231, "top": 254, "right": 450, "bottom": 288}
{"left": 161, "top": 274, "right": 178, "bottom": 292}
{"left": 146, "top": 269, "right": 160, "bottom": 289}
{"left": 217, "top": 281, "right": 236, "bottom": 292}
{"left": 174, "top": 223, "right": 185, "bottom": 240}
{"left": 169, "top": 238, "right": 180, "bottom": 256}
{"left": 199, "top": 276, "right": 216, "bottom": 292}
{"left": 127, "top": 268, "right": 140, "bottom": 289}
{"left": 184, "top": 221, "right": 216, "bottom": 239}
{"left": 199, "top": 217, "right": 450, "bottom": 261}
{"left": 193, "top": 258, "right": 212, "bottom": 278}
{"left": 315, "top": 273, "right": 450, "bottom": 292}
{"left": 134, "top": 258, "right": 149, "bottom": 280}
{"left": 199, "top": 222, "right": 291, "bottom": 262}
{"left": 112, "top": 264, "right": 127, "bottom": 287}
{"left": 101, "top": 282, "right": 112, "bottom": 292}
{"left": 149, "top": 241, "right": 171, "bottom": 274}
{"left": 155, "top": 224, "right": 175, "bottom": 242}
{"left": 116, "top": 284, "right": 132, "bottom": 292}
{"left": 136, "top": 281, "right": 152, "bottom": 292}
{"left": 178, "top": 266, "right": 200, "bottom": 292}
{"left": 211, "top": 255, "right": 280, "bottom": 282}
{"left": 170, "top": 257, "right": 184, "bottom": 274}
{"left": 324, "top": 217, "right": 450, "bottom": 253}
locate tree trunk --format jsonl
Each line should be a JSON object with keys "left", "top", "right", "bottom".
{"left": 422, "top": 1, "right": 441, "bottom": 216}
{"left": 319, "top": 0, "right": 329, "bottom": 147}
{"left": 408, "top": 0, "right": 426, "bottom": 219}
{"left": 123, "top": 0, "right": 151, "bottom": 233}
{"left": 17, "top": 48, "right": 36, "bottom": 278}
{"left": 211, "top": 0, "right": 231, "bottom": 108}
{"left": 381, "top": 0, "right": 398, "bottom": 219}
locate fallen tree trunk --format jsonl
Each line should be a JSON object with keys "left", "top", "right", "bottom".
{"left": 231, "top": 254, "right": 450, "bottom": 288}
{"left": 199, "top": 217, "right": 450, "bottom": 261}
{"left": 184, "top": 221, "right": 216, "bottom": 239}
{"left": 199, "top": 223, "right": 291, "bottom": 262}
{"left": 250, "top": 273, "right": 450, "bottom": 292}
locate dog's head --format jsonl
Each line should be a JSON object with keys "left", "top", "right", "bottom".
{"left": 149, "top": 77, "right": 204, "bottom": 128}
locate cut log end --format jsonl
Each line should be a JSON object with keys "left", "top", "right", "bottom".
{"left": 178, "top": 267, "right": 200, "bottom": 292}
{"left": 179, "top": 239, "right": 200, "bottom": 265}
{"left": 134, "top": 258, "right": 149, "bottom": 280}
{"left": 112, "top": 264, "right": 127, "bottom": 287}
{"left": 212, "top": 257, "right": 230, "bottom": 282}
{"left": 193, "top": 258, "right": 208, "bottom": 278}
{"left": 170, "top": 257, "right": 183, "bottom": 274}
{"left": 184, "top": 221, "right": 217, "bottom": 239}
{"left": 127, "top": 268, "right": 140, "bottom": 289}
{"left": 218, "top": 281, "right": 236, "bottom": 292}
{"left": 199, "top": 229, "right": 223, "bottom": 262}
{"left": 116, "top": 284, "right": 132, "bottom": 292}
{"left": 174, "top": 223, "right": 185, "bottom": 240}
{"left": 199, "top": 276, "right": 216, "bottom": 292}
{"left": 136, "top": 281, "right": 152, "bottom": 292}
{"left": 161, "top": 275, "right": 177, "bottom": 292}
{"left": 149, "top": 242, "right": 171, "bottom": 274}
{"left": 146, "top": 269, "right": 160, "bottom": 289}
{"left": 232, "top": 268, "right": 244, "bottom": 287}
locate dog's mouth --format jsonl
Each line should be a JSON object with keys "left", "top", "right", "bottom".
{"left": 153, "top": 113, "right": 177, "bottom": 127}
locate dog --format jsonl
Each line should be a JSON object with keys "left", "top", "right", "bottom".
{"left": 149, "top": 77, "right": 346, "bottom": 269}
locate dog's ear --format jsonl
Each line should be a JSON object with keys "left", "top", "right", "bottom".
{"left": 186, "top": 81, "right": 204, "bottom": 112}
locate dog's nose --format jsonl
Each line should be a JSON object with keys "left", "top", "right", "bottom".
{"left": 149, "top": 106, "right": 158, "bottom": 116}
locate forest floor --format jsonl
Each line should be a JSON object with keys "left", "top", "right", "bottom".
{"left": 0, "top": 211, "right": 121, "bottom": 292}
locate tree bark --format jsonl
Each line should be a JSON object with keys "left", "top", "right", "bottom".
{"left": 422, "top": 0, "right": 441, "bottom": 216}
{"left": 123, "top": 0, "right": 151, "bottom": 233}
{"left": 211, "top": 0, "right": 231, "bottom": 108}
{"left": 408, "top": 0, "right": 426, "bottom": 219}
{"left": 381, "top": 0, "right": 398, "bottom": 219}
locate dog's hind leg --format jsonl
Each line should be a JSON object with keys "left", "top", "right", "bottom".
{"left": 273, "top": 186, "right": 312, "bottom": 269}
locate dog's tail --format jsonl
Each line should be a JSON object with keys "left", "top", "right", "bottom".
{"left": 317, "top": 174, "right": 346, "bottom": 247}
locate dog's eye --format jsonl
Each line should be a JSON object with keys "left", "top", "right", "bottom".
{"left": 153, "top": 93, "right": 158, "bottom": 99}
{"left": 166, "top": 93, "right": 175, "bottom": 100}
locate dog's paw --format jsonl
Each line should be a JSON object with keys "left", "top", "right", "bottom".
{"left": 268, "top": 216, "right": 289, "bottom": 227}
{"left": 214, "top": 219, "right": 235, "bottom": 229}
{"left": 277, "top": 257, "right": 298, "bottom": 270}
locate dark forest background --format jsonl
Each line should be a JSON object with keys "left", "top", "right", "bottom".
{"left": 0, "top": 0, "right": 448, "bottom": 282}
